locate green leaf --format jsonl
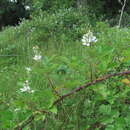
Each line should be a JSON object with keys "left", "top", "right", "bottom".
{"left": 35, "top": 114, "right": 45, "bottom": 121}
{"left": 114, "top": 117, "right": 126, "bottom": 130}
{"left": 111, "top": 110, "right": 119, "bottom": 118}
{"left": 92, "top": 84, "right": 110, "bottom": 100}
{"left": 49, "top": 106, "right": 57, "bottom": 114}
{"left": 99, "top": 104, "right": 111, "bottom": 115}
{"left": 100, "top": 116, "right": 114, "bottom": 125}
{"left": 0, "top": 110, "right": 13, "bottom": 121}
{"left": 125, "top": 114, "right": 130, "bottom": 125}
{"left": 105, "top": 125, "right": 115, "bottom": 130}
{"left": 33, "top": 89, "right": 55, "bottom": 109}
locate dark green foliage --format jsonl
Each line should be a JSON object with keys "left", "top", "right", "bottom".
{"left": 1, "top": 0, "right": 130, "bottom": 29}
{"left": 109, "top": 11, "right": 130, "bottom": 27}
{"left": 41, "top": 0, "right": 76, "bottom": 11}
{"left": 0, "top": 0, "right": 30, "bottom": 29}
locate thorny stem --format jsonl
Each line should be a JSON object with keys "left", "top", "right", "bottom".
{"left": 14, "top": 70, "right": 130, "bottom": 130}
{"left": 14, "top": 110, "right": 48, "bottom": 130}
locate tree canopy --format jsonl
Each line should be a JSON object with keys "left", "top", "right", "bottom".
{"left": 1, "top": 0, "right": 130, "bottom": 29}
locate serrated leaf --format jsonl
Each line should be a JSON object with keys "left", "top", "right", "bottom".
{"left": 101, "top": 116, "right": 114, "bottom": 125}
{"left": 99, "top": 104, "right": 111, "bottom": 114}
{"left": 49, "top": 106, "right": 57, "bottom": 114}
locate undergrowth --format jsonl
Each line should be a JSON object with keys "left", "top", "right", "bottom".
{"left": 1, "top": 8, "right": 130, "bottom": 130}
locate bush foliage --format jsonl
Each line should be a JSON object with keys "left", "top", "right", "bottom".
{"left": 1, "top": 1, "right": 130, "bottom": 130}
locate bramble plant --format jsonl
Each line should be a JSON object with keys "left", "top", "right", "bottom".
{"left": 1, "top": 7, "right": 130, "bottom": 130}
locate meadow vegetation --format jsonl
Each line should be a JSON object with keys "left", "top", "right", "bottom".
{"left": 1, "top": 1, "right": 130, "bottom": 130}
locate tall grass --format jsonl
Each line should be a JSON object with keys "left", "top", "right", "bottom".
{"left": 1, "top": 8, "right": 130, "bottom": 129}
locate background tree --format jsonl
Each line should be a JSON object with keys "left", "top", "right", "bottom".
{"left": 0, "top": 0, "right": 130, "bottom": 29}
{"left": 0, "top": 0, "right": 30, "bottom": 30}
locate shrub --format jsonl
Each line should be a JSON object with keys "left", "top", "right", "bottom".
{"left": 1, "top": 9, "right": 130, "bottom": 130}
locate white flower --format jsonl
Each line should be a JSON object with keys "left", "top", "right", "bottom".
{"left": 25, "top": 80, "right": 29, "bottom": 84}
{"left": 20, "top": 80, "right": 34, "bottom": 93}
{"left": 25, "top": 6, "right": 30, "bottom": 10}
{"left": 30, "top": 90, "right": 35, "bottom": 93}
{"left": 25, "top": 67, "right": 31, "bottom": 72}
{"left": 9, "top": 0, "right": 17, "bottom": 2}
{"left": 33, "top": 46, "right": 39, "bottom": 54}
{"left": 82, "top": 42, "right": 90, "bottom": 46}
{"left": 81, "top": 30, "right": 97, "bottom": 46}
{"left": 20, "top": 86, "right": 30, "bottom": 92}
{"left": 32, "top": 46, "right": 42, "bottom": 61}
{"left": 14, "top": 108, "right": 21, "bottom": 112}
{"left": 33, "top": 54, "right": 42, "bottom": 61}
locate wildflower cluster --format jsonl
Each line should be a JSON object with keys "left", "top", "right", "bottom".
{"left": 81, "top": 30, "right": 97, "bottom": 46}
{"left": 19, "top": 45, "right": 42, "bottom": 93}
{"left": 20, "top": 80, "right": 34, "bottom": 93}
